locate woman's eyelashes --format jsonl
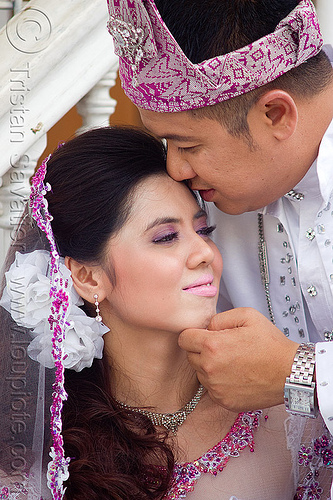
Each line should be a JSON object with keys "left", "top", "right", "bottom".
{"left": 152, "top": 225, "right": 216, "bottom": 244}
{"left": 152, "top": 230, "right": 179, "bottom": 244}
{"left": 196, "top": 225, "right": 216, "bottom": 237}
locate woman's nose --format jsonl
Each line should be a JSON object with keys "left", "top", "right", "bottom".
{"left": 186, "top": 235, "right": 215, "bottom": 269}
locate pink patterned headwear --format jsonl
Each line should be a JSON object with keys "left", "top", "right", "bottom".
{"left": 107, "top": 0, "right": 323, "bottom": 112}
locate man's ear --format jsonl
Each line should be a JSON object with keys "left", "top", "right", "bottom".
{"left": 254, "top": 89, "right": 298, "bottom": 141}
{"left": 65, "top": 256, "right": 107, "bottom": 304}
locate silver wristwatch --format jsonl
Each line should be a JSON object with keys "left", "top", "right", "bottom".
{"left": 284, "top": 343, "right": 318, "bottom": 418}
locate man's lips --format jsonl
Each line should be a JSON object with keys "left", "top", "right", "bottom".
{"left": 183, "top": 274, "right": 217, "bottom": 297}
{"left": 199, "top": 189, "right": 215, "bottom": 202}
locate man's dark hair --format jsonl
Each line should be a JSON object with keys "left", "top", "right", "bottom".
{"left": 155, "top": 0, "right": 333, "bottom": 141}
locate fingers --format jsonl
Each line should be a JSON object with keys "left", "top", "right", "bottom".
{"left": 178, "top": 328, "right": 206, "bottom": 353}
{"left": 178, "top": 308, "right": 251, "bottom": 355}
{"left": 178, "top": 327, "right": 225, "bottom": 376}
{"left": 185, "top": 351, "right": 205, "bottom": 375}
{"left": 208, "top": 307, "right": 255, "bottom": 331}
{"left": 178, "top": 307, "right": 301, "bottom": 412}
{"left": 178, "top": 308, "right": 249, "bottom": 354}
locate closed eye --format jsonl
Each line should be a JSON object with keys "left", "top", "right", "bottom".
{"left": 196, "top": 225, "right": 216, "bottom": 237}
{"left": 178, "top": 145, "right": 199, "bottom": 153}
{"left": 153, "top": 232, "right": 179, "bottom": 244}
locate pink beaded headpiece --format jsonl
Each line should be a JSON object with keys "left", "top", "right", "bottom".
{"left": 29, "top": 158, "right": 70, "bottom": 499}
{"left": 107, "top": 0, "right": 323, "bottom": 112}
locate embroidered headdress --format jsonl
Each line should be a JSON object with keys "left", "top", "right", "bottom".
{"left": 107, "top": 0, "right": 323, "bottom": 112}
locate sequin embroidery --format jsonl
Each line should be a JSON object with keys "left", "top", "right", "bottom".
{"left": 295, "top": 432, "right": 333, "bottom": 499}
{"left": 165, "top": 411, "right": 262, "bottom": 499}
{"left": 0, "top": 481, "right": 33, "bottom": 500}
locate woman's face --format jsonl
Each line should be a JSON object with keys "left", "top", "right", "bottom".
{"left": 100, "top": 174, "right": 223, "bottom": 335}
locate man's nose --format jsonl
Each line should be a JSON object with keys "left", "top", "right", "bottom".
{"left": 166, "top": 149, "right": 197, "bottom": 182}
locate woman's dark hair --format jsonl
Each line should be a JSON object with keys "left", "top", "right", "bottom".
{"left": 45, "top": 126, "right": 167, "bottom": 264}
{"left": 44, "top": 127, "right": 175, "bottom": 499}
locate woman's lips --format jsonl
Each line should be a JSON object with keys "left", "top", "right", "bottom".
{"left": 184, "top": 284, "right": 217, "bottom": 296}
{"left": 183, "top": 274, "right": 217, "bottom": 297}
{"left": 199, "top": 189, "right": 215, "bottom": 202}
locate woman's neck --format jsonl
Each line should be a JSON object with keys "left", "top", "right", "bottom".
{"left": 103, "top": 325, "right": 199, "bottom": 413}
{"left": 103, "top": 322, "right": 238, "bottom": 465}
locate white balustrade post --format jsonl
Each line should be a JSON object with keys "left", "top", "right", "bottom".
{"left": 0, "top": 0, "right": 23, "bottom": 29}
{"left": 13, "top": 0, "right": 23, "bottom": 14}
{"left": 0, "top": 0, "right": 13, "bottom": 27}
{"left": 76, "top": 62, "right": 118, "bottom": 134}
{"left": 0, "top": 135, "right": 47, "bottom": 269}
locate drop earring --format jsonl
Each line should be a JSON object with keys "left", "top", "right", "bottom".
{"left": 93, "top": 294, "right": 102, "bottom": 322}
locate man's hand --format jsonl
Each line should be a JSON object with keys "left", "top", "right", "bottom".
{"left": 178, "top": 307, "right": 299, "bottom": 412}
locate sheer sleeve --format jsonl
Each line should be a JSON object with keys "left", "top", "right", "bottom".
{"left": 294, "top": 414, "right": 333, "bottom": 500}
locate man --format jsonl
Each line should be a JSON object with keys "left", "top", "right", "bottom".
{"left": 106, "top": 0, "right": 333, "bottom": 442}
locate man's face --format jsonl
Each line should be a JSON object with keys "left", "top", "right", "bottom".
{"left": 140, "top": 108, "right": 298, "bottom": 215}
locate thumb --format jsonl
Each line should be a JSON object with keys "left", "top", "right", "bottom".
{"left": 208, "top": 308, "right": 251, "bottom": 331}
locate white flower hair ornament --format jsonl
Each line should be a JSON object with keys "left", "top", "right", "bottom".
{"left": 0, "top": 249, "right": 107, "bottom": 372}
{"left": 0, "top": 155, "right": 108, "bottom": 500}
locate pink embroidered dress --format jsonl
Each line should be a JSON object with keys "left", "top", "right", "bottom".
{"left": 166, "top": 406, "right": 333, "bottom": 500}
{"left": 0, "top": 407, "right": 331, "bottom": 499}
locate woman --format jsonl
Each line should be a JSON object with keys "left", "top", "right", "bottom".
{"left": 0, "top": 127, "right": 332, "bottom": 500}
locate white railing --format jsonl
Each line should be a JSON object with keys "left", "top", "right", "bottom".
{"left": 0, "top": 0, "right": 118, "bottom": 267}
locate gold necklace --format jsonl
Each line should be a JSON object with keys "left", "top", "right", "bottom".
{"left": 116, "top": 384, "right": 205, "bottom": 434}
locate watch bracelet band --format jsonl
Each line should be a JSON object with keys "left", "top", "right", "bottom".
{"left": 289, "top": 342, "right": 316, "bottom": 386}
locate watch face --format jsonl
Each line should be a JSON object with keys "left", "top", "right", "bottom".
{"left": 288, "top": 387, "right": 311, "bottom": 413}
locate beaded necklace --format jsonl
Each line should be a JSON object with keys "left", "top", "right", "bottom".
{"left": 117, "top": 384, "right": 205, "bottom": 434}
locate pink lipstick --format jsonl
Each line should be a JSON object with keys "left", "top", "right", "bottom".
{"left": 183, "top": 274, "right": 217, "bottom": 297}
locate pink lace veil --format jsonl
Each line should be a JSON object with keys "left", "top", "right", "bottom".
{"left": 0, "top": 158, "right": 71, "bottom": 500}
{"left": 0, "top": 205, "right": 56, "bottom": 499}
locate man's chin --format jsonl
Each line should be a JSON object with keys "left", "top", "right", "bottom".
{"left": 213, "top": 200, "right": 254, "bottom": 216}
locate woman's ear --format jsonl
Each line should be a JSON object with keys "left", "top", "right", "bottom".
{"left": 65, "top": 256, "right": 107, "bottom": 304}
{"left": 254, "top": 89, "right": 298, "bottom": 141}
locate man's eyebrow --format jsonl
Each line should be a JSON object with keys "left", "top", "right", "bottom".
{"left": 160, "top": 134, "right": 198, "bottom": 142}
{"left": 141, "top": 125, "right": 197, "bottom": 143}
{"left": 145, "top": 210, "right": 207, "bottom": 232}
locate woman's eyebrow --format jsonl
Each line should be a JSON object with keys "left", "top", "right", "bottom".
{"left": 194, "top": 209, "right": 208, "bottom": 220}
{"left": 145, "top": 217, "right": 180, "bottom": 232}
{"left": 145, "top": 210, "right": 207, "bottom": 232}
